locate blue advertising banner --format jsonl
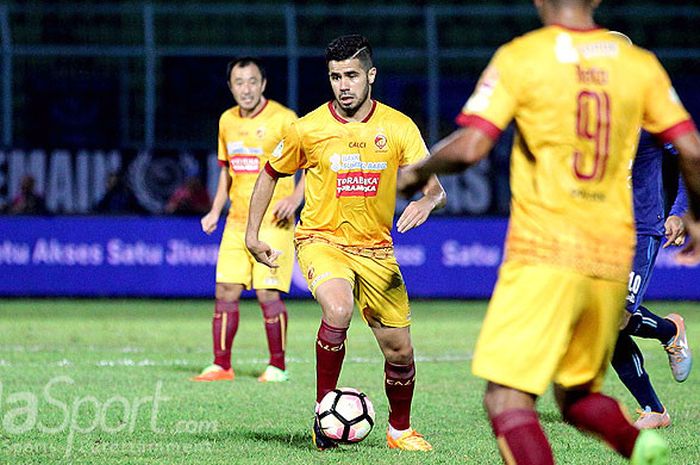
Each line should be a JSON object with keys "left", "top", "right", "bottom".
{"left": 0, "top": 217, "right": 698, "bottom": 299}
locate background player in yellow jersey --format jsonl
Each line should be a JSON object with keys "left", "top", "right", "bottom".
{"left": 192, "top": 57, "right": 304, "bottom": 383}
{"left": 399, "top": 1, "right": 700, "bottom": 464}
{"left": 246, "top": 35, "right": 446, "bottom": 451}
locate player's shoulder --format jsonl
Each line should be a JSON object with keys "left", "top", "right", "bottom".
{"left": 219, "top": 106, "right": 239, "bottom": 124}
{"left": 372, "top": 101, "right": 416, "bottom": 127}
{"left": 265, "top": 99, "right": 298, "bottom": 119}
{"left": 294, "top": 101, "right": 334, "bottom": 129}
{"left": 499, "top": 27, "right": 550, "bottom": 54}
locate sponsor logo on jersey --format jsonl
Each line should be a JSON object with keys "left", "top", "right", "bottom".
{"left": 230, "top": 155, "right": 260, "bottom": 173}
{"left": 256, "top": 126, "right": 266, "bottom": 139}
{"left": 555, "top": 33, "right": 580, "bottom": 63}
{"left": 336, "top": 171, "right": 381, "bottom": 197}
{"left": 329, "top": 154, "right": 387, "bottom": 198}
{"left": 329, "top": 154, "right": 387, "bottom": 172}
{"left": 348, "top": 141, "right": 366, "bottom": 148}
{"left": 226, "top": 141, "right": 263, "bottom": 156}
{"left": 374, "top": 133, "right": 387, "bottom": 150}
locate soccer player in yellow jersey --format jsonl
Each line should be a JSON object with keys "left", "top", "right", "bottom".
{"left": 399, "top": 1, "right": 700, "bottom": 464}
{"left": 246, "top": 35, "right": 446, "bottom": 451}
{"left": 192, "top": 57, "right": 304, "bottom": 384}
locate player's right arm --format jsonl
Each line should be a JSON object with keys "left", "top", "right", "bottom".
{"left": 245, "top": 167, "right": 281, "bottom": 268}
{"left": 670, "top": 131, "right": 700, "bottom": 263}
{"left": 245, "top": 121, "right": 307, "bottom": 267}
{"left": 640, "top": 54, "right": 700, "bottom": 263}
{"left": 201, "top": 126, "right": 233, "bottom": 235}
{"left": 398, "top": 48, "right": 513, "bottom": 197}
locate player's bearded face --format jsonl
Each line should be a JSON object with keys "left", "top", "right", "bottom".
{"left": 328, "top": 59, "right": 375, "bottom": 115}
{"left": 229, "top": 64, "right": 266, "bottom": 113}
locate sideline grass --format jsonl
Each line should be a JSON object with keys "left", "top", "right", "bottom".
{"left": 0, "top": 299, "right": 698, "bottom": 464}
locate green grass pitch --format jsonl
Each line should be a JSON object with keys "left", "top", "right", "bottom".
{"left": 0, "top": 299, "right": 699, "bottom": 464}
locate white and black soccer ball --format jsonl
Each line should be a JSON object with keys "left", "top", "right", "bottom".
{"left": 317, "top": 387, "right": 375, "bottom": 443}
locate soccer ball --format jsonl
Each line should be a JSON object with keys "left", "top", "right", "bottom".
{"left": 317, "top": 387, "right": 375, "bottom": 443}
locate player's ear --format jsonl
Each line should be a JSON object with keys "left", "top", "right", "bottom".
{"left": 261, "top": 78, "right": 267, "bottom": 94}
{"left": 367, "top": 67, "right": 377, "bottom": 85}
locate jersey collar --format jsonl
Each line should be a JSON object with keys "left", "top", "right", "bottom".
{"left": 551, "top": 23, "right": 604, "bottom": 32}
{"left": 239, "top": 97, "right": 269, "bottom": 119}
{"left": 328, "top": 99, "right": 377, "bottom": 124}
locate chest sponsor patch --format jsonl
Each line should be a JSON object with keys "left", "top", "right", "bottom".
{"left": 230, "top": 155, "right": 260, "bottom": 173}
{"left": 336, "top": 171, "right": 381, "bottom": 197}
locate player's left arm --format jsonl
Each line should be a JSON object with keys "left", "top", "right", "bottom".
{"left": 396, "top": 174, "right": 446, "bottom": 233}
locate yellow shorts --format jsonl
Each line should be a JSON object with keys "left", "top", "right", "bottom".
{"left": 296, "top": 241, "right": 410, "bottom": 328}
{"left": 216, "top": 226, "right": 294, "bottom": 292}
{"left": 472, "top": 260, "right": 627, "bottom": 396}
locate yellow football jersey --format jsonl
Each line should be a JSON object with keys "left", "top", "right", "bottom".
{"left": 218, "top": 99, "right": 297, "bottom": 231}
{"left": 268, "top": 100, "right": 429, "bottom": 247}
{"left": 458, "top": 25, "right": 695, "bottom": 282}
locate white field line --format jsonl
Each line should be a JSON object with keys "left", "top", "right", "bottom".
{"left": 0, "top": 353, "right": 473, "bottom": 368}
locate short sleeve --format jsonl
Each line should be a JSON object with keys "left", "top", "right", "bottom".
{"left": 642, "top": 54, "right": 695, "bottom": 142}
{"left": 399, "top": 119, "right": 430, "bottom": 167}
{"left": 269, "top": 121, "right": 307, "bottom": 175}
{"left": 217, "top": 116, "right": 228, "bottom": 166}
{"left": 455, "top": 45, "right": 518, "bottom": 140}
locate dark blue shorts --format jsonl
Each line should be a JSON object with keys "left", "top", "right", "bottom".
{"left": 625, "top": 234, "right": 662, "bottom": 313}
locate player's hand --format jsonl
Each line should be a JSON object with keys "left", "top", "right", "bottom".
{"left": 396, "top": 197, "right": 434, "bottom": 233}
{"left": 663, "top": 215, "right": 686, "bottom": 248}
{"left": 675, "top": 213, "right": 700, "bottom": 265}
{"left": 271, "top": 196, "right": 298, "bottom": 226}
{"left": 397, "top": 166, "right": 428, "bottom": 199}
{"left": 201, "top": 211, "right": 220, "bottom": 235}
{"left": 245, "top": 238, "right": 281, "bottom": 268}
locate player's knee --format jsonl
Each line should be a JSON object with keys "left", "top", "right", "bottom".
{"left": 215, "top": 283, "right": 243, "bottom": 302}
{"left": 483, "top": 383, "right": 537, "bottom": 418}
{"left": 383, "top": 347, "right": 413, "bottom": 365}
{"left": 322, "top": 303, "right": 353, "bottom": 326}
{"left": 256, "top": 289, "right": 280, "bottom": 304}
{"left": 558, "top": 388, "right": 597, "bottom": 425}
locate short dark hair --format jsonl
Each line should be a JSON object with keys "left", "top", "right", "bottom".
{"left": 226, "top": 57, "right": 266, "bottom": 83}
{"left": 325, "top": 34, "right": 373, "bottom": 70}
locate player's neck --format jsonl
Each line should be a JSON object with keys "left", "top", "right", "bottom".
{"left": 543, "top": 7, "right": 596, "bottom": 30}
{"left": 239, "top": 97, "right": 267, "bottom": 119}
{"left": 333, "top": 98, "right": 374, "bottom": 123}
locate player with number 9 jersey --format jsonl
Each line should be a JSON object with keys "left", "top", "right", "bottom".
{"left": 458, "top": 29, "right": 692, "bottom": 284}
{"left": 397, "top": 5, "right": 700, "bottom": 461}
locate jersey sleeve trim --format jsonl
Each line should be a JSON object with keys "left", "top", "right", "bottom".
{"left": 455, "top": 113, "right": 502, "bottom": 140}
{"left": 217, "top": 160, "right": 227, "bottom": 168}
{"left": 656, "top": 119, "right": 697, "bottom": 144}
{"left": 264, "top": 161, "right": 292, "bottom": 179}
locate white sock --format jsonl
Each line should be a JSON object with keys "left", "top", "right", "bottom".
{"left": 388, "top": 424, "right": 411, "bottom": 440}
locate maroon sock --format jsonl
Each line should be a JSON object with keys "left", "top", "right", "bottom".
{"left": 212, "top": 300, "right": 239, "bottom": 371}
{"left": 562, "top": 392, "right": 639, "bottom": 458}
{"left": 385, "top": 361, "right": 416, "bottom": 430}
{"left": 260, "top": 299, "right": 288, "bottom": 371}
{"left": 315, "top": 320, "right": 347, "bottom": 403}
{"left": 491, "top": 409, "right": 554, "bottom": 465}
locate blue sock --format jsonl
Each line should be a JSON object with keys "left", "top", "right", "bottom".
{"left": 611, "top": 333, "right": 664, "bottom": 412}
{"left": 623, "top": 306, "right": 676, "bottom": 344}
